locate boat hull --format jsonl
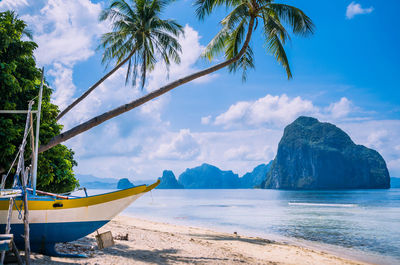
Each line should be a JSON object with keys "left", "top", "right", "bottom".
{"left": 0, "top": 221, "right": 107, "bottom": 253}
{"left": 0, "top": 180, "right": 159, "bottom": 254}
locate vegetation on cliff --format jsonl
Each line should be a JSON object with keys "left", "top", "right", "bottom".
{"left": 263, "top": 116, "right": 390, "bottom": 189}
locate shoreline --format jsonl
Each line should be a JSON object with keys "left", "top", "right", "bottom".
{"left": 30, "top": 215, "right": 372, "bottom": 265}
{"left": 121, "top": 214, "right": 396, "bottom": 265}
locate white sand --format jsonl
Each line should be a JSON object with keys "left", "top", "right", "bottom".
{"left": 30, "top": 215, "right": 368, "bottom": 265}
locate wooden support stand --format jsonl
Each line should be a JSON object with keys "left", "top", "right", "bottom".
{"left": 23, "top": 187, "right": 30, "bottom": 265}
{"left": 0, "top": 234, "right": 23, "bottom": 265}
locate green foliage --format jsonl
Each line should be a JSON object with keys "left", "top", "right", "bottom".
{"left": 0, "top": 11, "right": 78, "bottom": 193}
{"left": 195, "top": 0, "right": 315, "bottom": 80}
{"left": 99, "top": 0, "right": 183, "bottom": 88}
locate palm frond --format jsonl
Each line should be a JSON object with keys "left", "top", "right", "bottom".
{"left": 221, "top": 2, "right": 249, "bottom": 30}
{"left": 267, "top": 3, "right": 314, "bottom": 36}
{"left": 194, "top": 0, "right": 243, "bottom": 20}
{"left": 264, "top": 32, "right": 292, "bottom": 79}
{"left": 225, "top": 18, "right": 247, "bottom": 60}
{"left": 229, "top": 45, "right": 254, "bottom": 82}
{"left": 202, "top": 26, "right": 230, "bottom": 61}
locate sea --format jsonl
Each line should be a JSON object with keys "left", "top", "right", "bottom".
{"left": 120, "top": 188, "right": 400, "bottom": 264}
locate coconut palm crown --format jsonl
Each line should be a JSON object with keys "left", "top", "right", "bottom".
{"left": 196, "top": 0, "right": 314, "bottom": 80}
{"left": 99, "top": 0, "right": 183, "bottom": 88}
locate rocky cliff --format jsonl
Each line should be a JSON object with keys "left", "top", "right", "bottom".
{"left": 240, "top": 162, "right": 272, "bottom": 188}
{"left": 117, "top": 178, "right": 135, "bottom": 189}
{"left": 178, "top": 163, "right": 240, "bottom": 189}
{"left": 262, "top": 116, "right": 390, "bottom": 189}
{"left": 157, "top": 170, "right": 184, "bottom": 189}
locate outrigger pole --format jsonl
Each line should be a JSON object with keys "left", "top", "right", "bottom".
{"left": 32, "top": 67, "right": 44, "bottom": 196}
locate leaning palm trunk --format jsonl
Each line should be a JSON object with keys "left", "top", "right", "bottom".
{"left": 56, "top": 49, "right": 136, "bottom": 121}
{"left": 39, "top": 17, "right": 256, "bottom": 153}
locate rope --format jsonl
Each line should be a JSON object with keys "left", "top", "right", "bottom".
{"left": 12, "top": 196, "right": 24, "bottom": 220}
{"left": 1, "top": 100, "right": 34, "bottom": 190}
{"left": 1, "top": 148, "right": 21, "bottom": 188}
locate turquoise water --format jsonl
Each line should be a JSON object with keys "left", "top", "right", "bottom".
{"left": 122, "top": 189, "right": 400, "bottom": 264}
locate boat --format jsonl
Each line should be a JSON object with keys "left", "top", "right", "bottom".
{"left": 0, "top": 181, "right": 159, "bottom": 255}
{"left": 0, "top": 70, "right": 160, "bottom": 256}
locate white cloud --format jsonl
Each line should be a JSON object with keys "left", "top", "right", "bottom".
{"left": 152, "top": 129, "right": 201, "bottom": 160}
{"left": 201, "top": 115, "right": 212, "bottom": 125}
{"left": 346, "top": 2, "right": 374, "bottom": 19}
{"left": 59, "top": 64, "right": 142, "bottom": 129}
{"left": 214, "top": 94, "right": 318, "bottom": 128}
{"left": 366, "top": 130, "right": 388, "bottom": 149}
{"left": 23, "top": 0, "right": 106, "bottom": 66}
{"left": 74, "top": 128, "right": 282, "bottom": 179}
{"left": 211, "top": 94, "right": 359, "bottom": 129}
{"left": 339, "top": 120, "right": 400, "bottom": 177}
{"left": 325, "top": 97, "right": 353, "bottom": 119}
{"left": 14, "top": 0, "right": 108, "bottom": 119}
{"left": 48, "top": 63, "right": 76, "bottom": 110}
{"left": 224, "top": 145, "right": 274, "bottom": 161}
{"left": 0, "top": 0, "right": 28, "bottom": 9}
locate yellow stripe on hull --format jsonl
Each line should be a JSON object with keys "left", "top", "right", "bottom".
{"left": 0, "top": 180, "right": 160, "bottom": 221}
{"left": 0, "top": 180, "right": 160, "bottom": 211}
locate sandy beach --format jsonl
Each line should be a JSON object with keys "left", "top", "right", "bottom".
{"left": 28, "top": 215, "right": 367, "bottom": 265}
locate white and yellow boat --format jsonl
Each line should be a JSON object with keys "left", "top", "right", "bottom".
{"left": 0, "top": 180, "right": 159, "bottom": 255}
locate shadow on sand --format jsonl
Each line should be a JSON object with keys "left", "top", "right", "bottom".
{"left": 31, "top": 242, "right": 230, "bottom": 265}
{"left": 189, "top": 233, "right": 274, "bottom": 246}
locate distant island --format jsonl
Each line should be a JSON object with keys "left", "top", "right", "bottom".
{"left": 77, "top": 116, "right": 393, "bottom": 190}
{"left": 117, "top": 178, "right": 135, "bottom": 189}
{"left": 76, "top": 163, "right": 271, "bottom": 190}
{"left": 262, "top": 116, "right": 390, "bottom": 189}
{"left": 76, "top": 174, "right": 151, "bottom": 189}
{"left": 158, "top": 163, "right": 270, "bottom": 189}
{"left": 157, "top": 170, "right": 184, "bottom": 189}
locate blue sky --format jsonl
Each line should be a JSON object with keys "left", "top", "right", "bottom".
{"left": 1, "top": 0, "right": 399, "bottom": 180}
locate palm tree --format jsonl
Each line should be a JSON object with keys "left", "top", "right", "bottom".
{"left": 40, "top": 0, "right": 314, "bottom": 153}
{"left": 56, "top": 0, "right": 183, "bottom": 121}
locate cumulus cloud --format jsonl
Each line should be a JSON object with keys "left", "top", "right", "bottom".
{"left": 224, "top": 145, "right": 274, "bottom": 161}
{"left": 214, "top": 94, "right": 318, "bottom": 128}
{"left": 346, "top": 2, "right": 374, "bottom": 19}
{"left": 48, "top": 63, "right": 76, "bottom": 110}
{"left": 201, "top": 115, "right": 212, "bottom": 125}
{"left": 211, "top": 94, "right": 358, "bottom": 129}
{"left": 0, "top": 0, "right": 28, "bottom": 9}
{"left": 152, "top": 129, "right": 201, "bottom": 160}
{"left": 325, "top": 97, "right": 353, "bottom": 119}
{"left": 15, "top": 0, "right": 108, "bottom": 116}
{"left": 22, "top": 0, "right": 106, "bottom": 66}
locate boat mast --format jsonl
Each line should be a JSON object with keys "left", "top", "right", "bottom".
{"left": 32, "top": 68, "right": 44, "bottom": 196}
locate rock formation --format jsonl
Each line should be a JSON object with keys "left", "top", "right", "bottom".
{"left": 240, "top": 162, "right": 272, "bottom": 188}
{"left": 178, "top": 163, "right": 240, "bottom": 189}
{"left": 157, "top": 170, "right": 184, "bottom": 189}
{"left": 262, "top": 116, "right": 390, "bottom": 189}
